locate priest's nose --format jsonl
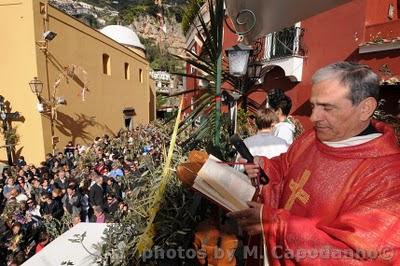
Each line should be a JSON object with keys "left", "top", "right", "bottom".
{"left": 310, "top": 106, "right": 322, "bottom": 123}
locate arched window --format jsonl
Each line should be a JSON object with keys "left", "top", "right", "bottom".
{"left": 102, "top": 53, "right": 111, "bottom": 75}
{"left": 124, "top": 63, "right": 130, "bottom": 80}
{"left": 139, "top": 68, "right": 143, "bottom": 83}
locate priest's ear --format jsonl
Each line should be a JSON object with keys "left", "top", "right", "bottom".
{"left": 359, "top": 97, "right": 377, "bottom": 121}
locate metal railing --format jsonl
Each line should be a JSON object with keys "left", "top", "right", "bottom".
{"left": 264, "top": 26, "right": 305, "bottom": 60}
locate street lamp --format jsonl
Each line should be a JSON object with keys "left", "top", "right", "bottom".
{"left": 247, "top": 62, "right": 263, "bottom": 80}
{"left": 225, "top": 43, "right": 253, "bottom": 77}
{"left": 29, "top": 77, "right": 44, "bottom": 99}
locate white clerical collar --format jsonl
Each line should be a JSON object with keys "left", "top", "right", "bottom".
{"left": 323, "top": 133, "right": 382, "bottom": 148}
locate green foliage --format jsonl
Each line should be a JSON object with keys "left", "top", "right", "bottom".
{"left": 74, "top": 13, "right": 99, "bottom": 28}
{"left": 91, "top": 122, "right": 203, "bottom": 265}
{"left": 140, "top": 37, "right": 183, "bottom": 72}
{"left": 181, "top": 0, "right": 205, "bottom": 35}
{"left": 120, "top": 4, "right": 155, "bottom": 25}
{"left": 169, "top": 0, "right": 237, "bottom": 149}
{"left": 43, "top": 213, "right": 73, "bottom": 240}
{"left": 236, "top": 108, "right": 256, "bottom": 138}
{"left": 0, "top": 126, "right": 20, "bottom": 148}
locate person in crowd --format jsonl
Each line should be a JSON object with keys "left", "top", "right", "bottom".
{"left": 94, "top": 160, "right": 109, "bottom": 176}
{"left": 267, "top": 88, "right": 296, "bottom": 145}
{"left": 230, "top": 61, "right": 400, "bottom": 265}
{"left": 26, "top": 198, "right": 41, "bottom": 218}
{"left": 29, "top": 178, "right": 42, "bottom": 203}
{"left": 40, "top": 192, "right": 64, "bottom": 220}
{"left": 35, "top": 231, "right": 50, "bottom": 253}
{"left": 64, "top": 141, "right": 75, "bottom": 160}
{"left": 62, "top": 184, "right": 81, "bottom": 216}
{"left": 104, "top": 193, "right": 119, "bottom": 217}
{"left": 16, "top": 156, "right": 26, "bottom": 168}
{"left": 239, "top": 108, "right": 288, "bottom": 160}
{"left": 72, "top": 213, "right": 81, "bottom": 226}
{"left": 89, "top": 173, "right": 104, "bottom": 208}
{"left": 54, "top": 170, "right": 68, "bottom": 193}
{"left": 56, "top": 152, "right": 69, "bottom": 167}
{"left": 93, "top": 205, "right": 106, "bottom": 223}
{"left": 40, "top": 178, "right": 52, "bottom": 194}
{"left": 79, "top": 185, "right": 90, "bottom": 223}
{"left": 44, "top": 153, "right": 55, "bottom": 170}
{"left": 3, "top": 177, "right": 16, "bottom": 199}
{"left": 15, "top": 176, "right": 32, "bottom": 198}
{"left": 105, "top": 176, "right": 122, "bottom": 200}
{"left": 14, "top": 188, "right": 28, "bottom": 203}
{"left": 107, "top": 162, "right": 124, "bottom": 181}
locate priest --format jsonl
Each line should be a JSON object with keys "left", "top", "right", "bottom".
{"left": 229, "top": 61, "right": 400, "bottom": 265}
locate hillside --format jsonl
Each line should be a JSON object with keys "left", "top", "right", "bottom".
{"left": 50, "top": 0, "right": 189, "bottom": 72}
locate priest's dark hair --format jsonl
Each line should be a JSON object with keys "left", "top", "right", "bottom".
{"left": 312, "top": 61, "right": 379, "bottom": 105}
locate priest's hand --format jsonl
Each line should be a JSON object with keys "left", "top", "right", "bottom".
{"left": 227, "top": 201, "right": 263, "bottom": 235}
{"left": 238, "top": 156, "right": 264, "bottom": 179}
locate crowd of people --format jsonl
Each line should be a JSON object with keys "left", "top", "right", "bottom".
{"left": 0, "top": 124, "right": 169, "bottom": 265}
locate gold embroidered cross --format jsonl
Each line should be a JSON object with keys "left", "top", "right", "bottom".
{"left": 284, "top": 170, "right": 311, "bottom": 211}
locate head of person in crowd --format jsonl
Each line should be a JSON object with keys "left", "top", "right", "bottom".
{"left": 6, "top": 176, "right": 15, "bottom": 187}
{"left": 57, "top": 152, "right": 64, "bottom": 160}
{"left": 106, "top": 176, "right": 115, "bottom": 186}
{"left": 310, "top": 61, "right": 379, "bottom": 142}
{"left": 89, "top": 171, "right": 99, "bottom": 183}
{"left": 63, "top": 164, "right": 70, "bottom": 172}
{"left": 41, "top": 192, "right": 53, "bottom": 203}
{"left": 29, "top": 164, "right": 38, "bottom": 175}
{"left": 35, "top": 230, "right": 50, "bottom": 253}
{"left": 106, "top": 193, "right": 117, "bottom": 205}
{"left": 41, "top": 178, "right": 50, "bottom": 189}
{"left": 57, "top": 170, "right": 66, "bottom": 180}
{"left": 72, "top": 213, "right": 81, "bottom": 225}
{"left": 17, "top": 169, "right": 25, "bottom": 178}
{"left": 9, "top": 188, "right": 19, "bottom": 199}
{"left": 18, "top": 200, "right": 28, "bottom": 213}
{"left": 267, "top": 88, "right": 292, "bottom": 122}
{"left": 11, "top": 222, "right": 22, "bottom": 235}
{"left": 26, "top": 198, "right": 36, "bottom": 210}
{"left": 96, "top": 175, "right": 104, "bottom": 186}
{"left": 93, "top": 205, "right": 106, "bottom": 223}
{"left": 255, "top": 108, "right": 279, "bottom": 132}
{"left": 45, "top": 153, "right": 53, "bottom": 161}
{"left": 52, "top": 188, "right": 63, "bottom": 199}
{"left": 17, "top": 176, "right": 25, "bottom": 186}
{"left": 31, "top": 178, "right": 40, "bottom": 189}
{"left": 2, "top": 169, "right": 11, "bottom": 179}
{"left": 66, "top": 184, "right": 77, "bottom": 197}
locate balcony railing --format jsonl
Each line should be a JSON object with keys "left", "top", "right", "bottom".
{"left": 264, "top": 26, "right": 305, "bottom": 60}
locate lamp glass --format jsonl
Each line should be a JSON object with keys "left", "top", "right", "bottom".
{"left": 227, "top": 50, "right": 250, "bottom": 77}
{"left": 247, "top": 63, "right": 263, "bottom": 79}
{"left": 29, "top": 77, "right": 43, "bottom": 95}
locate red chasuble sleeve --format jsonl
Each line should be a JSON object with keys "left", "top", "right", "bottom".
{"left": 258, "top": 122, "right": 400, "bottom": 265}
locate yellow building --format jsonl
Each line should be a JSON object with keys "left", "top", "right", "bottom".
{"left": 0, "top": 0, "right": 156, "bottom": 164}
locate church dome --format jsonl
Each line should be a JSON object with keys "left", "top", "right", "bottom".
{"left": 100, "top": 25, "right": 145, "bottom": 50}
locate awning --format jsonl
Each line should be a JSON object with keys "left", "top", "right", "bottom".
{"left": 225, "top": 0, "right": 352, "bottom": 43}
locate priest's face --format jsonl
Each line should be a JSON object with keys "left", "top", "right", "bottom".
{"left": 310, "top": 79, "right": 371, "bottom": 142}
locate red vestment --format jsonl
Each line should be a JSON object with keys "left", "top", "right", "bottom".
{"left": 258, "top": 121, "right": 400, "bottom": 265}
